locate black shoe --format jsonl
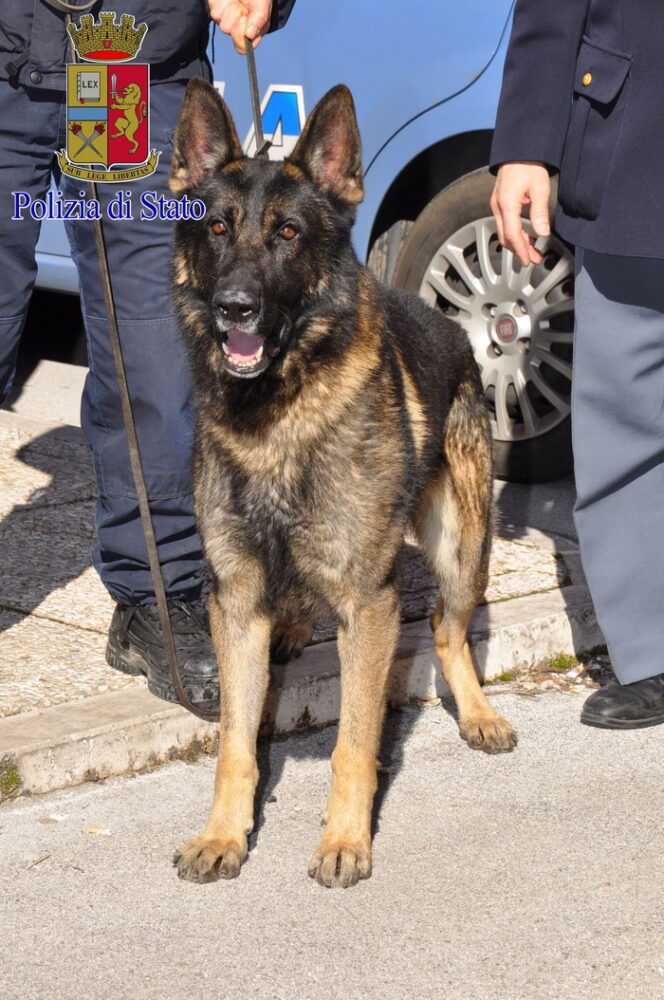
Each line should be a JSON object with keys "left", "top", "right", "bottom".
{"left": 106, "top": 600, "right": 219, "bottom": 713}
{"left": 580, "top": 674, "right": 664, "bottom": 730}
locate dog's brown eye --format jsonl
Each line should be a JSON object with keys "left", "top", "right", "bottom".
{"left": 210, "top": 220, "right": 226, "bottom": 236}
{"left": 278, "top": 224, "right": 298, "bottom": 241}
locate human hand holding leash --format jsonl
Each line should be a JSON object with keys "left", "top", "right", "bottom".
{"left": 490, "top": 162, "right": 551, "bottom": 266}
{"left": 208, "top": 0, "right": 273, "bottom": 53}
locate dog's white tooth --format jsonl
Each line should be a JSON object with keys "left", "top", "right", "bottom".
{"left": 222, "top": 342, "right": 229, "bottom": 355}
{"left": 255, "top": 345, "right": 264, "bottom": 361}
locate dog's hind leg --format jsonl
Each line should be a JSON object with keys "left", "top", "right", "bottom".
{"left": 174, "top": 560, "right": 270, "bottom": 882}
{"left": 415, "top": 383, "right": 517, "bottom": 754}
{"left": 270, "top": 616, "right": 314, "bottom": 664}
{"left": 308, "top": 584, "right": 400, "bottom": 888}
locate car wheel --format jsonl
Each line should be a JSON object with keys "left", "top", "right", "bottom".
{"left": 392, "top": 167, "right": 575, "bottom": 483}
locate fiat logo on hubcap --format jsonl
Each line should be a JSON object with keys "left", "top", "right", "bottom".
{"left": 496, "top": 314, "right": 518, "bottom": 343}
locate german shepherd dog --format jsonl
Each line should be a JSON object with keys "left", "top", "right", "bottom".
{"left": 169, "top": 79, "right": 517, "bottom": 888}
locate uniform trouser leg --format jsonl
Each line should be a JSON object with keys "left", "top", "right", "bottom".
{"left": 573, "top": 248, "right": 664, "bottom": 684}
{"left": 0, "top": 83, "right": 58, "bottom": 400}
{"left": 1, "top": 77, "right": 204, "bottom": 605}
{"left": 58, "top": 78, "right": 204, "bottom": 605}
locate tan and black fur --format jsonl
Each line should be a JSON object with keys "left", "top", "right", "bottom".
{"left": 169, "top": 79, "right": 517, "bottom": 889}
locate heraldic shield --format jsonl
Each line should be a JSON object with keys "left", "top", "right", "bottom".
{"left": 57, "top": 13, "right": 159, "bottom": 182}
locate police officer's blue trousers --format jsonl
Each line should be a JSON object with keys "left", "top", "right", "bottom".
{"left": 573, "top": 249, "right": 664, "bottom": 684}
{"left": 0, "top": 78, "right": 205, "bottom": 605}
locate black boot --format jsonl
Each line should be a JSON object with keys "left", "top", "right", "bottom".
{"left": 106, "top": 600, "right": 219, "bottom": 714}
{"left": 581, "top": 673, "right": 664, "bottom": 730}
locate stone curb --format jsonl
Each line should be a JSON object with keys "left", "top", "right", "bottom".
{"left": 0, "top": 584, "right": 601, "bottom": 801}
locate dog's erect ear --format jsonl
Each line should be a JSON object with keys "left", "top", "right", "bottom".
{"left": 289, "top": 85, "right": 363, "bottom": 205}
{"left": 170, "top": 78, "right": 244, "bottom": 194}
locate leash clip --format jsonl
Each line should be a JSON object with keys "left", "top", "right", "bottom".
{"left": 244, "top": 40, "right": 271, "bottom": 158}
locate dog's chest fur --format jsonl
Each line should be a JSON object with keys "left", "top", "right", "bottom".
{"left": 195, "top": 371, "right": 407, "bottom": 614}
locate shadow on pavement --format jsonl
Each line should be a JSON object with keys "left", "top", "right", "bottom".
{"left": 0, "top": 427, "right": 96, "bottom": 633}
{"left": 251, "top": 702, "right": 423, "bottom": 850}
{"left": 4, "top": 290, "right": 85, "bottom": 412}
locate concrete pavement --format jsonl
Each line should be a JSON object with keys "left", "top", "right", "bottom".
{"left": 2, "top": 691, "right": 663, "bottom": 1000}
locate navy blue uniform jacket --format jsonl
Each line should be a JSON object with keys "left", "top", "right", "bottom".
{"left": 490, "top": 0, "right": 663, "bottom": 258}
{"left": 1, "top": 0, "right": 296, "bottom": 90}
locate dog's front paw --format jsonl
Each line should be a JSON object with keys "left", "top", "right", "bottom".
{"left": 459, "top": 714, "right": 518, "bottom": 754}
{"left": 173, "top": 833, "right": 247, "bottom": 883}
{"left": 308, "top": 837, "right": 372, "bottom": 889}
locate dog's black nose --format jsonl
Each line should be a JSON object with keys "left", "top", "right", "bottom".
{"left": 213, "top": 287, "right": 260, "bottom": 324}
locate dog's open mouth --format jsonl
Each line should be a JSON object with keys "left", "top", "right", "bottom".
{"left": 220, "top": 329, "right": 271, "bottom": 378}
{"left": 221, "top": 328, "right": 284, "bottom": 378}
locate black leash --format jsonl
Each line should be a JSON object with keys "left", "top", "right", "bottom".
{"left": 67, "top": 24, "right": 269, "bottom": 722}
{"left": 62, "top": 21, "right": 266, "bottom": 723}
{"left": 66, "top": 30, "right": 270, "bottom": 722}
{"left": 86, "top": 195, "right": 218, "bottom": 722}
{"left": 245, "top": 40, "right": 271, "bottom": 158}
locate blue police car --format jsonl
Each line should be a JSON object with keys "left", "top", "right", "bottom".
{"left": 36, "top": 1, "right": 574, "bottom": 482}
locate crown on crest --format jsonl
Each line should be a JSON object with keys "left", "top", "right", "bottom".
{"left": 67, "top": 12, "right": 148, "bottom": 62}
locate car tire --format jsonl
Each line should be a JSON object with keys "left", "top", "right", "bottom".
{"left": 391, "top": 167, "right": 574, "bottom": 483}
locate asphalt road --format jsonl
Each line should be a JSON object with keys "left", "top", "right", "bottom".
{"left": 2, "top": 693, "right": 663, "bottom": 1000}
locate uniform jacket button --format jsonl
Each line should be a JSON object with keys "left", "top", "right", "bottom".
{"left": 582, "top": 71, "right": 592, "bottom": 86}
{"left": 30, "top": 69, "right": 42, "bottom": 84}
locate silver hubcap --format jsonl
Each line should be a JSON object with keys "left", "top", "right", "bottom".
{"left": 419, "top": 217, "right": 575, "bottom": 442}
